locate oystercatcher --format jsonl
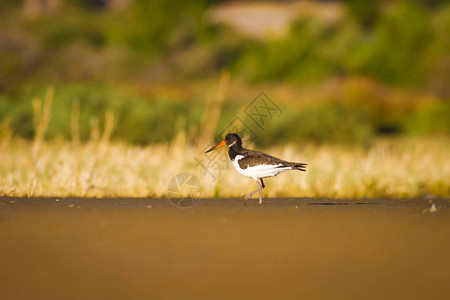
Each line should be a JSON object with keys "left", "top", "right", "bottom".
{"left": 205, "top": 133, "right": 307, "bottom": 204}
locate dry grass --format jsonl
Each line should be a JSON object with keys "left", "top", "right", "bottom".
{"left": 0, "top": 85, "right": 448, "bottom": 199}
{"left": 0, "top": 133, "right": 448, "bottom": 198}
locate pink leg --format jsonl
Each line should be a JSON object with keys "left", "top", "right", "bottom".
{"left": 244, "top": 179, "right": 264, "bottom": 204}
{"left": 258, "top": 186, "right": 263, "bottom": 204}
{"left": 244, "top": 187, "right": 260, "bottom": 200}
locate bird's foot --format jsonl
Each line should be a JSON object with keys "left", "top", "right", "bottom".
{"left": 244, "top": 190, "right": 259, "bottom": 200}
{"left": 258, "top": 198, "right": 263, "bottom": 205}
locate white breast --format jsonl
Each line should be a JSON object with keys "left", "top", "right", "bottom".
{"left": 232, "top": 155, "right": 292, "bottom": 179}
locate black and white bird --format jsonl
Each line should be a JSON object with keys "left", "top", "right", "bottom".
{"left": 205, "top": 133, "right": 307, "bottom": 204}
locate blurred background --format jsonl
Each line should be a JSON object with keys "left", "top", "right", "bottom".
{"left": 1, "top": 4, "right": 449, "bottom": 297}
{"left": 1, "top": 0, "right": 449, "bottom": 146}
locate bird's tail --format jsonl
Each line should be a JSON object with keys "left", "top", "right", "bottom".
{"left": 280, "top": 161, "right": 307, "bottom": 171}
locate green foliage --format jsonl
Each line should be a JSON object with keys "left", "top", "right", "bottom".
{"left": 0, "top": 83, "right": 205, "bottom": 144}
{"left": 1, "top": 82, "right": 449, "bottom": 145}
{"left": 2, "top": 0, "right": 450, "bottom": 90}
{"left": 347, "top": 0, "right": 382, "bottom": 29}
{"left": 236, "top": 1, "right": 450, "bottom": 89}
{"left": 261, "top": 102, "right": 374, "bottom": 145}
{"left": 403, "top": 101, "right": 450, "bottom": 134}
{"left": 348, "top": 1, "right": 433, "bottom": 85}
{"left": 1, "top": 0, "right": 450, "bottom": 145}
{"left": 106, "top": 0, "right": 211, "bottom": 58}
{"left": 236, "top": 19, "right": 336, "bottom": 82}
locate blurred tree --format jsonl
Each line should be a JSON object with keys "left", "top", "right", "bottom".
{"left": 0, "top": 0, "right": 22, "bottom": 8}
{"left": 22, "top": 0, "right": 60, "bottom": 17}
{"left": 66, "top": 0, "right": 132, "bottom": 10}
{"left": 413, "top": 0, "right": 449, "bottom": 8}
{"left": 347, "top": 0, "right": 382, "bottom": 30}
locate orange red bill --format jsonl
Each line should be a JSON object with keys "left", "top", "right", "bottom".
{"left": 205, "top": 140, "right": 226, "bottom": 153}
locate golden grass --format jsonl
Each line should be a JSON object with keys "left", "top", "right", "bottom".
{"left": 1, "top": 84, "right": 448, "bottom": 199}
{"left": 0, "top": 134, "right": 448, "bottom": 198}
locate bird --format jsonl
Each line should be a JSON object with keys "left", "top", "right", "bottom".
{"left": 205, "top": 133, "right": 307, "bottom": 204}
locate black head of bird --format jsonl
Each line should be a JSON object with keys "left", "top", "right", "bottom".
{"left": 205, "top": 133, "right": 242, "bottom": 153}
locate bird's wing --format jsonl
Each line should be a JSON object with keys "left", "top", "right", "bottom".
{"left": 237, "top": 150, "right": 286, "bottom": 169}
{"left": 238, "top": 149, "right": 307, "bottom": 171}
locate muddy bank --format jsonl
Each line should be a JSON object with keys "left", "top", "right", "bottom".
{"left": 0, "top": 196, "right": 448, "bottom": 211}
{"left": 1, "top": 197, "right": 449, "bottom": 299}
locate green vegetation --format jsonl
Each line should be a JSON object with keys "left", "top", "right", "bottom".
{"left": 0, "top": 0, "right": 449, "bottom": 145}
{"left": 238, "top": 0, "right": 450, "bottom": 89}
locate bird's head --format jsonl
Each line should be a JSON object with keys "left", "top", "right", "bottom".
{"left": 205, "top": 133, "right": 242, "bottom": 153}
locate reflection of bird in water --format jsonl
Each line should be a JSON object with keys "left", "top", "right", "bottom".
{"left": 205, "top": 133, "right": 307, "bottom": 204}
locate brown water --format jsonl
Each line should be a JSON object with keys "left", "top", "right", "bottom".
{"left": 1, "top": 197, "right": 449, "bottom": 299}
